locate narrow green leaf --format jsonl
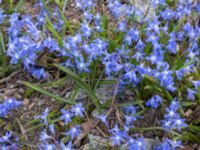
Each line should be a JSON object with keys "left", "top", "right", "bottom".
{"left": 0, "top": 32, "right": 6, "bottom": 53}
{"left": 108, "top": 40, "right": 120, "bottom": 53}
{"left": 23, "top": 81, "right": 75, "bottom": 104}
{"left": 181, "top": 101, "right": 197, "bottom": 107}
{"left": 143, "top": 75, "right": 173, "bottom": 100}
{"left": 58, "top": 8, "right": 73, "bottom": 33}
{"left": 117, "top": 100, "right": 144, "bottom": 107}
{"left": 144, "top": 42, "right": 152, "bottom": 56}
{"left": 188, "top": 125, "right": 200, "bottom": 133}
{"left": 45, "top": 15, "right": 63, "bottom": 46}
{"left": 54, "top": 64, "right": 100, "bottom": 108}
{"left": 15, "top": 0, "right": 25, "bottom": 12}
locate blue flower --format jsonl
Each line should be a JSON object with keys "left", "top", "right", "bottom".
{"left": 39, "top": 130, "right": 52, "bottom": 141}
{"left": 192, "top": 80, "right": 200, "bottom": 89}
{"left": 39, "top": 143, "right": 56, "bottom": 150}
{"left": 66, "top": 125, "right": 81, "bottom": 140}
{"left": 166, "top": 139, "right": 182, "bottom": 149}
{"left": 146, "top": 95, "right": 162, "bottom": 108}
{"left": 172, "top": 117, "right": 187, "bottom": 131}
{"left": 117, "top": 21, "right": 127, "bottom": 32}
{"left": 124, "top": 28, "right": 140, "bottom": 45}
{"left": 109, "top": 124, "right": 127, "bottom": 146}
{"left": 109, "top": 133, "right": 125, "bottom": 146}
{"left": 83, "top": 11, "right": 93, "bottom": 22}
{"left": 128, "top": 137, "right": 146, "bottom": 150}
{"left": 123, "top": 105, "right": 137, "bottom": 115}
{"left": 68, "top": 33, "right": 82, "bottom": 45}
{"left": 75, "top": 0, "right": 95, "bottom": 10}
{"left": 9, "top": 13, "right": 20, "bottom": 25}
{"left": 49, "top": 124, "right": 55, "bottom": 135}
{"left": 166, "top": 39, "right": 177, "bottom": 54}
{"left": 146, "top": 54, "right": 161, "bottom": 64}
{"left": 60, "top": 141, "right": 73, "bottom": 150}
{"left": 125, "top": 115, "right": 136, "bottom": 126}
{"left": 0, "top": 131, "right": 12, "bottom": 143}
{"left": 187, "top": 88, "right": 197, "bottom": 100}
{"left": 162, "top": 100, "right": 187, "bottom": 131}
{"left": 35, "top": 108, "right": 49, "bottom": 125}
{"left": 146, "top": 32, "right": 159, "bottom": 44}
{"left": 136, "top": 39, "right": 145, "bottom": 51}
{"left": 96, "top": 114, "right": 109, "bottom": 127}
{"left": 60, "top": 109, "right": 73, "bottom": 125}
{"left": 132, "top": 52, "right": 145, "bottom": 62}
{"left": 103, "top": 57, "right": 123, "bottom": 76}
{"left": 146, "top": 17, "right": 161, "bottom": 33}
{"left": 152, "top": 0, "right": 166, "bottom": 8}
{"left": 155, "top": 139, "right": 182, "bottom": 150}
{"left": 71, "top": 103, "right": 85, "bottom": 117}
{"left": 75, "top": 58, "right": 90, "bottom": 73}
{"left": 0, "top": 98, "right": 22, "bottom": 118}
{"left": 160, "top": 8, "right": 174, "bottom": 20}
{"left": 80, "top": 21, "right": 93, "bottom": 38}
{"left": 29, "top": 67, "right": 46, "bottom": 79}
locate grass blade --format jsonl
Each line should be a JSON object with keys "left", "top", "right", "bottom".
{"left": 54, "top": 64, "right": 100, "bottom": 108}
{"left": 45, "top": 15, "right": 63, "bottom": 46}
{"left": 23, "top": 81, "right": 75, "bottom": 105}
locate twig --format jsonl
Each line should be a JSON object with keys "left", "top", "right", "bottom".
{"left": 0, "top": 70, "right": 21, "bottom": 84}
{"left": 142, "top": 0, "right": 152, "bottom": 20}
{"left": 115, "top": 106, "right": 124, "bottom": 127}
{"left": 16, "top": 118, "right": 29, "bottom": 141}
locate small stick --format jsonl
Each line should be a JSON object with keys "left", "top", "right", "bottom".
{"left": 0, "top": 70, "right": 21, "bottom": 84}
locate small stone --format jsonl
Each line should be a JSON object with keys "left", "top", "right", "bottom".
{"left": 133, "top": 0, "right": 155, "bottom": 19}
{"left": 120, "top": 138, "right": 161, "bottom": 150}
{"left": 96, "top": 84, "right": 114, "bottom": 104}
{"left": 4, "top": 88, "right": 17, "bottom": 96}
{"left": 184, "top": 109, "right": 193, "bottom": 117}
{"left": 23, "top": 98, "right": 29, "bottom": 106}
{"left": 88, "top": 134, "right": 109, "bottom": 148}
{"left": 18, "top": 88, "right": 25, "bottom": 94}
{"left": 14, "top": 93, "right": 22, "bottom": 99}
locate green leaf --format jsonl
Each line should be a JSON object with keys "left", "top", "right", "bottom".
{"left": 176, "top": 132, "right": 200, "bottom": 144}
{"left": 117, "top": 100, "right": 144, "bottom": 107}
{"left": 23, "top": 81, "right": 75, "bottom": 104}
{"left": 0, "top": 32, "right": 6, "bottom": 53}
{"left": 181, "top": 101, "right": 197, "bottom": 107}
{"left": 41, "top": 0, "right": 51, "bottom": 12}
{"left": 143, "top": 75, "right": 159, "bottom": 85}
{"left": 54, "top": 64, "right": 100, "bottom": 108}
{"left": 45, "top": 15, "right": 63, "bottom": 46}
{"left": 15, "top": 0, "right": 25, "bottom": 12}
{"left": 144, "top": 42, "right": 152, "bottom": 56}
{"left": 168, "top": 22, "right": 174, "bottom": 33}
{"left": 100, "top": 15, "right": 109, "bottom": 38}
{"left": 24, "top": 77, "right": 68, "bottom": 97}
{"left": 108, "top": 40, "right": 120, "bottom": 53}
{"left": 188, "top": 124, "right": 200, "bottom": 133}
{"left": 143, "top": 75, "right": 173, "bottom": 100}
{"left": 58, "top": 8, "right": 73, "bottom": 33}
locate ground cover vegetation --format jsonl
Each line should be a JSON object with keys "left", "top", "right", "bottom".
{"left": 0, "top": 0, "right": 200, "bottom": 149}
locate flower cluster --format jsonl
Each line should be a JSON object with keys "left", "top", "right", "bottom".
{"left": 38, "top": 124, "right": 76, "bottom": 150}
{"left": 36, "top": 103, "right": 85, "bottom": 149}
{"left": 0, "top": 131, "right": 20, "bottom": 149}
{"left": 0, "top": 98, "right": 22, "bottom": 117}
{"left": 162, "top": 100, "right": 187, "bottom": 131}
{"left": 60, "top": 102, "right": 85, "bottom": 124}
{"left": 145, "top": 95, "right": 162, "bottom": 108}
{"left": 154, "top": 138, "right": 182, "bottom": 150}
